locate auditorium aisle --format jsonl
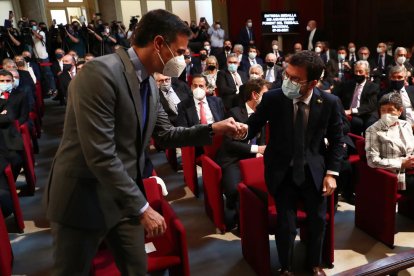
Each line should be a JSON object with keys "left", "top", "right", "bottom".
{"left": 6, "top": 99, "right": 414, "bottom": 276}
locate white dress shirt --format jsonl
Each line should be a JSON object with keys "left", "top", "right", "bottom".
{"left": 398, "top": 87, "right": 414, "bottom": 125}
{"left": 194, "top": 97, "right": 214, "bottom": 124}
{"left": 162, "top": 87, "right": 181, "bottom": 114}
{"left": 308, "top": 28, "right": 316, "bottom": 50}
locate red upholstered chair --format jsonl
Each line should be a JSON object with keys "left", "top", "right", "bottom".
{"left": 4, "top": 164, "right": 24, "bottom": 233}
{"left": 181, "top": 135, "right": 223, "bottom": 197}
{"left": 20, "top": 123, "right": 36, "bottom": 195}
{"left": 165, "top": 148, "right": 178, "bottom": 171}
{"left": 35, "top": 82, "right": 45, "bottom": 118}
{"left": 347, "top": 133, "right": 364, "bottom": 165}
{"left": 354, "top": 139, "right": 414, "bottom": 248}
{"left": 90, "top": 178, "right": 190, "bottom": 276}
{"left": 238, "top": 157, "right": 335, "bottom": 275}
{"left": 0, "top": 209, "right": 13, "bottom": 276}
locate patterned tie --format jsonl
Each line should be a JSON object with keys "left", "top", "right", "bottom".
{"left": 293, "top": 102, "right": 306, "bottom": 185}
{"left": 165, "top": 90, "right": 178, "bottom": 114}
{"left": 199, "top": 101, "right": 207, "bottom": 124}
{"left": 351, "top": 84, "right": 363, "bottom": 109}
{"left": 266, "top": 69, "right": 274, "bottom": 82}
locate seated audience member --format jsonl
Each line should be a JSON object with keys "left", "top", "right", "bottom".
{"left": 194, "top": 48, "right": 208, "bottom": 73}
{"left": 293, "top": 42, "right": 303, "bottom": 53}
{"left": 0, "top": 70, "right": 25, "bottom": 178}
{"left": 52, "top": 48, "right": 65, "bottom": 78}
{"left": 317, "top": 59, "right": 339, "bottom": 92}
{"left": 8, "top": 70, "right": 31, "bottom": 123}
{"left": 154, "top": 73, "right": 191, "bottom": 126}
{"left": 84, "top": 53, "right": 95, "bottom": 62}
{"left": 371, "top": 42, "right": 393, "bottom": 85}
{"left": 241, "top": 45, "right": 263, "bottom": 72}
{"left": 333, "top": 60, "right": 379, "bottom": 134}
{"left": 202, "top": 56, "right": 219, "bottom": 96}
{"left": 357, "top": 46, "right": 376, "bottom": 71}
{"left": 379, "top": 66, "right": 414, "bottom": 129}
{"left": 202, "top": 41, "right": 212, "bottom": 57}
{"left": 176, "top": 74, "right": 225, "bottom": 128}
{"left": 263, "top": 53, "right": 283, "bottom": 89}
{"left": 238, "top": 64, "right": 264, "bottom": 105}
{"left": 76, "top": 60, "right": 86, "bottom": 72}
{"left": 57, "top": 55, "right": 76, "bottom": 106}
{"left": 11, "top": 58, "right": 36, "bottom": 108}
{"left": 320, "top": 41, "right": 336, "bottom": 64}
{"left": 233, "top": 44, "right": 244, "bottom": 65}
{"left": 217, "top": 40, "right": 232, "bottom": 70}
{"left": 347, "top": 42, "right": 357, "bottom": 65}
{"left": 21, "top": 51, "right": 41, "bottom": 82}
{"left": 270, "top": 40, "right": 284, "bottom": 66}
{"left": 314, "top": 41, "right": 324, "bottom": 57}
{"left": 366, "top": 93, "right": 414, "bottom": 195}
{"left": 387, "top": 47, "right": 414, "bottom": 83}
{"left": 215, "top": 79, "right": 269, "bottom": 226}
{"left": 179, "top": 47, "right": 201, "bottom": 83}
{"left": 334, "top": 46, "right": 352, "bottom": 82}
{"left": 15, "top": 55, "right": 37, "bottom": 84}
{"left": 216, "top": 53, "right": 248, "bottom": 110}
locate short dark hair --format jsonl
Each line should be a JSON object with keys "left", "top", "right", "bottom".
{"left": 133, "top": 9, "right": 192, "bottom": 47}
{"left": 379, "top": 92, "right": 403, "bottom": 110}
{"left": 337, "top": 46, "right": 347, "bottom": 51}
{"left": 0, "top": 69, "right": 13, "bottom": 79}
{"left": 248, "top": 45, "right": 257, "bottom": 51}
{"left": 242, "top": 79, "right": 270, "bottom": 102}
{"left": 191, "top": 74, "right": 208, "bottom": 85}
{"left": 289, "top": 50, "right": 325, "bottom": 82}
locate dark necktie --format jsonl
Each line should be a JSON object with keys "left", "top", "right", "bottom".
{"left": 378, "top": 55, "right": 384, "bottom": 69}
{"left": 293, "top": 102, "right": 306, "bottom": 185}
{"left": 140, "top": 77, "right": 149, "bottom": 131}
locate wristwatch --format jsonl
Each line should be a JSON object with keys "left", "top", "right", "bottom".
{"left": 207, "top": 123, "right": 214, "bottom": 135}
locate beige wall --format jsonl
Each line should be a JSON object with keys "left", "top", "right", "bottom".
{"left": 97, "top": 0, "right": 118, "bottom": 23}
{"left": 20, "top": 0, "right": 46, "bottom": 22}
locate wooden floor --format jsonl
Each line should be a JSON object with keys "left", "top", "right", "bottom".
{"left": 6, "top": 98, "right": 414, "bottom": 276}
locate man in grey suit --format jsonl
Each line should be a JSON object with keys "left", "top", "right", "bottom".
{"left": 44, "top": 9, "right": 240, "bottom": 276}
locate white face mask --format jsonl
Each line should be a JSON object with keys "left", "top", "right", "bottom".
{"left": 349, "top": 47, "right": 356, "bottom": 53}
{"left": 272, "top": 45, "right": 278, "bottom": 51}
{"left": 160, "top": 83, "right": 171, "bottom": 92}
{"left": 306, "top": 26, "right": 311, "bottom": 31}
{"left": 204, "top": 45, "right": 211, "bottom": 51}
{"left": 282, "top": 78, "right": 302, "bottom": 99}
{"left": 315, "top": 47, "right": 322, "bottom": 53}
{"left": 377, "top": 47, "right": 383, "bottom": 54}
{"left": 193, "top": 87, "right": 206, "bottom": 100}
{"left": 248, "top": 52, "right": 257, "bottom": 59}
{"left": 157, "top": 43, "right": 187, "bottom": 77}
{"left": 247, "top": 22, "right": 252, "bottom": 28}
{"left": 360, "top": 54, "right": 369, "bottom": 61}
{"left": 397, "top": 56, "right": 406, "bottom": 65}
{"left": 250, "top": 73, "right": 260, "bottom": 80}
{"left": 338, "top": 54, "right": 346, "bottom": 61}
{"left": 381, "top": 113, "right": 399, "bottom": 127}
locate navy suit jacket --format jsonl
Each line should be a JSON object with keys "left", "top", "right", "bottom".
{"left": 245, "top": 88, "right": 344, "bottom": 195}
{"left": 216, "top": 69, "right": 248, "bottom": 110}
{"left": 240, "top": 55, "right": 264, "bottom": 72}
{"left": 176, "top": 95, "right": 225, "bottom": 127}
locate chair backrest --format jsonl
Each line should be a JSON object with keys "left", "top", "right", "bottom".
{"left": 0, "top": 211, "right": 13, "bottom": 276}
{"left": 203, "top": 134, "right": 223, "bottom": 159}
{"left": 181, "top": 146, "right": 198, "bottom": 196}
{"left": 355, "top": 138, "right": 366, "bottom": 161}
{"left": 143, "top": 178, "right": 163, "bottom": 208}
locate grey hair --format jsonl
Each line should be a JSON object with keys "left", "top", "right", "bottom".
{"left": 379, "top": 92, "right": 403, "bottom": 110}
{"left": 388, "top": 65, "right": 407, "bottom": 78}
{"left": 394, "top": 47, "right": 407, "bottom": 56}
{"left": 233, "top": 44, "right": 244, "bottom": 53}
{"left": 354, "top": 60, "right": 370, "bottom": 74}
{"left": 265, "top": 53, "right": 276, "bottom": 61}
{"left": 227, "top": 53, "right": 238, "bottom": 60}
{"left": 249, "top": 64, "right": 264, "bottom": 76}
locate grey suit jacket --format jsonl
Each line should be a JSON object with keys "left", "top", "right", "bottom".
{"left": 45, "top": 48, "right": 213, "bottom": 230}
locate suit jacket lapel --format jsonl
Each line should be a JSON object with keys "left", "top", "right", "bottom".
{"left": 207, "top": 97, "right": 219, "bottom": 122}
{"left": 143, "top": 77, "right": 158, "bottom": 144}
{"left": 188, "top": 100, "right": 199, "bottom": 126}
{"left": 306, "top": 88, "right": 323, "bottom": 146}
{"left": 116, "top": 48, "right": 143, "bottom": 135}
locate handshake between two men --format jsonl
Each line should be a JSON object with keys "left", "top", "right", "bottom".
{"left": 210, "top": 117, "right": 248, "bottom": 140}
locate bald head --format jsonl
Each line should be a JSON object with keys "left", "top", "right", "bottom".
{"left": 307, "top": 20, "right": 317, "bottom": 31}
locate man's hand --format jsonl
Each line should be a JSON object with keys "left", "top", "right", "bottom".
{"left": 211, "top": 117, "right": 240, "bottom": 137}
{"left": 322, "top": 175, "right": 336, "bottom": 196}
{"left": 139, "top": 206, "right": 167, "bottom": 238}
{"left": 1, "top": 110, "right": 7, "bottom": 115}
{"left": 258, "top": 145, "right": 266, "bottom": 155}
{"left": 345, "top": 109, "right": 352, "bottom": 116}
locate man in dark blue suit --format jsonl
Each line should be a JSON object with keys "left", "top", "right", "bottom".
{"left": 241, "top": 51, "right": 344, "bottom": 276}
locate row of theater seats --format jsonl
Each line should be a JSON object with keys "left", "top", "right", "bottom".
{"left": 0, "top": 79, "right": 45, "bottom": 275}
{"left": 161, "top": 131, "right": 414, "bottom": 275}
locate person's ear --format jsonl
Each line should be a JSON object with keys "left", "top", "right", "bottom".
{"left": 308, "top": 79, "right": 318, "bottom": 89}
{"left": 153, "top": 35, "right": 164, "bottom": 52}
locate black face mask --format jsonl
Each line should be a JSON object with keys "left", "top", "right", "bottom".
{"left": 354, "top": 74, "right": 366, "bottom": 84}
{"left": 200, "top": 54, "right": 207, "bottom": 61}
{"left": 184, "top": 55, "right": 191, "bottom": 60}
{"left": 207, "top": 65, "right": 216, "bottom": 71}
{"left": 266, "top": 61, "right": 274, "bottom": 68}
{"left": 224, "top": 46, "right": 231, "bottom": 52}
{"left": 390, "top": 80, "right": 405, "bottom": 91}
{"left": 24, "top": 56, "right": 31, "bottom": 62}
{"left": 56, "top": 53, "right": 64, "bottom": 60}
{"left": 63, "top": 64, "right": 72, "bottom": 72}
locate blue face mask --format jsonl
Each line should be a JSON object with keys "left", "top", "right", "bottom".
{"left": 0, "top": 83, "right": 13, "bottom": 92}
{"left": 282, "top": 78, "right": 302, "bottom": 99}
{"left": 228, "top": 63, "right": 238, "bottom": 73}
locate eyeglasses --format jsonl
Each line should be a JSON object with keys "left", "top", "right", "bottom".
{"left": 157, "top": 78, "right": 171, "bottom": 84}
{"left": 0, "top": 79, "right": 12, "bottom": 83}
{"left": 282, "top": 71, "right": 309, "bottom": 87}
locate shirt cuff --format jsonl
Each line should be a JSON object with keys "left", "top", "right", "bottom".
{"left": 351, "top": 108, "right": 358, "bottom": 114}
{"left": 250, "top": 145, "right": 258, "bottom": 153}
{"left": 139, "top": 202, "right": 149, "bottom": 215}
{"left": 326, "top": 170, "right": 339, "bottom": 176}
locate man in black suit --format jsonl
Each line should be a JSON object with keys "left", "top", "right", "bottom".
{"left": 155, "top": 73, "right": 191, "bottom": 126}
{"left": 357, "top": 46, "right": 376, "bottom": 70}
{"left": 238, "top": 19, "right": 254, "bottom": 51}
{"left": 372, "top": 42, "right": 393, "bottom": 85}
{"left": 217, "top": 40, "right": 232, "bottom": 70}
{"left": 45, "top": 10, "right": 240, "bottom": 276}
{"left": 240, "top": 51, "right": 344, "bottom": 276}
{"left": 51, "top": 48, "right": 65, "bottom": 78}
{"left": 386, "top": 47, "right": 414, "bottom": 80}
{"left": 176, "top": 74, "right": 225, "bottom": 127}
{"left": 271, "top": 40, "right": 284, "bottom": 66}
{"left": 240, "top": 45, "right": 264, "bottom": 72}
{"left": 379, "top": 65, "right": 414, "bottom": 129}
{"left": 216, "top": 53, "right": 248, "bottom": 110}
{"left": 263, "top": 53, "right": 283, "bottom": 89}
{"left": 305, "top": 20, "right": 324, "bottom": 51}
{"left": 179, "top": 47, "right": 201, "bottom": 83}
{"left": 215, "top": 79, "right": 268, "bottom": 224}
{"left": 320, "top": 41, "right": 337, "bottom": 64}
{"left": 333, "top": 60, "right": 379, "bottom": 134}
{"left": 57, "top": 54, "right": 76, "bottom": 106}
